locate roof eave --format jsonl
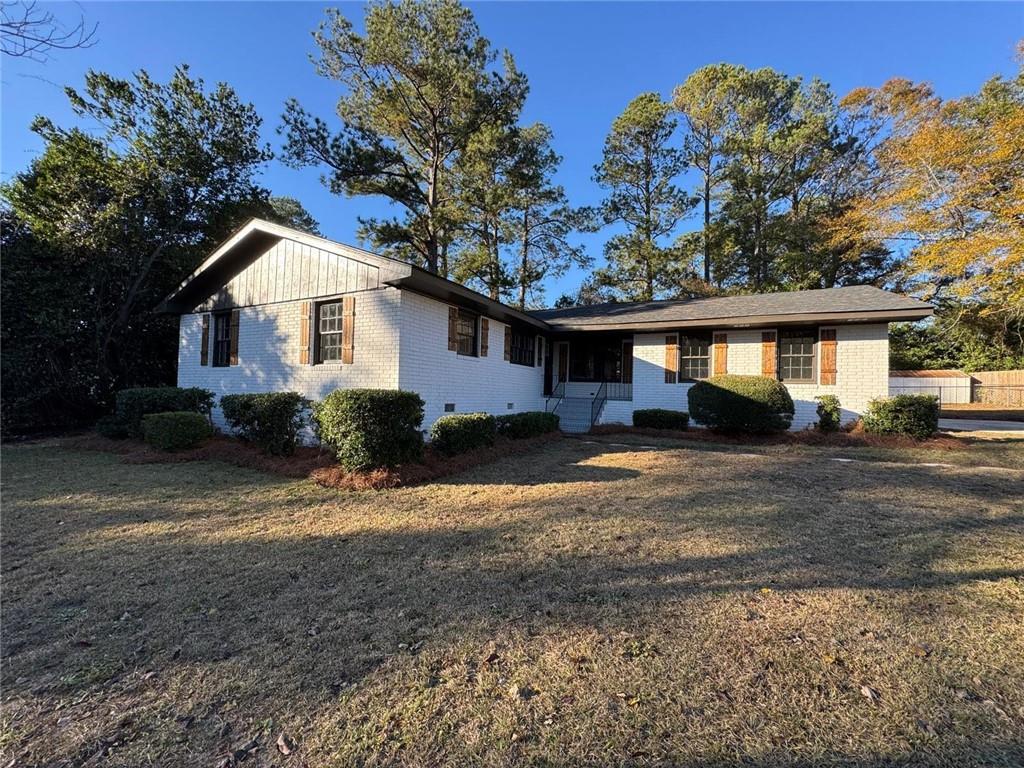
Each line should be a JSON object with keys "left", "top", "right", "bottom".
{"left": 544, "top": 306, "right": 933, "bottom": 333}
{"left": 385, "top": 269, "right": 550, "bottom": 331}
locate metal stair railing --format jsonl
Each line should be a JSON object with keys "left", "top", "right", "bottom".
{"left": 546, "top": 381, "right": 565, "bottom": 414}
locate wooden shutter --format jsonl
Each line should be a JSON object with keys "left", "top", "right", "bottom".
{"left": 299, "top": 301, "right": 312, "bottom": 364}
{"left": 447, "top": 307, "right": 459, "bottom": 351}
{"left": 503, "top": 325, "right": 512, "bottom": 361}
{"left": 229, "top": 309, "right": 240, "bottom": 366}
{"left": 761, "top": 331, "right": 777, "bottom": 378}
{"left": 480, "top": 318, "right": 489, "bottom": 357}
{"left": 713, "top": 333, "right": 728, "bottom": 375}
{"left": 200, "top": 314, "right": 210, "bottom": 366}
{"left": 342, "top": 296, "right": 355, "bottom": 364}
{"left": 820, "top": 328, "right": 837, "bottom": 385}
{"left": 664, "top": 334, "right": 678, "bottom": 384}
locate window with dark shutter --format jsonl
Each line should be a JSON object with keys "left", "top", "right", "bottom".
{"left": 212, "top": 312, "right": 231, "bottom": 367}
{"left": 679, "top": 333, "right": 710, "bottom": 381}
{"left": 455, "top": 309, "right": 478, "bottom": 356}
{"left": 316, "top": 300, "right": 344, "bottom": 363}
{"left": 778, "top": 328, "right": 816, "bottom": 383}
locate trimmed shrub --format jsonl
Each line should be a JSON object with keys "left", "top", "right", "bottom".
{"left": 95, "top": 414, "right": 130, "bottom": 440}
{"left": 687, "top": 375, "right": 794, "bottom": 434}
{"left": 815, "top": 395, "right": 842, "bottom": 433}
{"left": 862, "top": 394, "right": 939, "bottom": 439}
{"left": 220, "top": 392, "right": 309, "bottom": 456}
{"left": 430, "top": 413, "right": 497, "bottom": 456}
{"left": 495, "top": 411, "right": 560, "bottom": 439}
{"left": 314, "top": 389, "right": 424, "bottom": 471}
{"left": 116, "top": 387, "right": 214, "bottom": 437}
{"left": 632, "top": 408, "right": 689, "bottom": 430}
{"left": 142, "top": 411, "right": 212, "bottom": 451}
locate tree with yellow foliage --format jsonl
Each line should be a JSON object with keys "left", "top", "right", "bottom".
{"left": 841, "top": 49, "right": 1023, "bottom": 334}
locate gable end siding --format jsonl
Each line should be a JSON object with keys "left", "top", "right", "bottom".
{"left": 194, "top": 237, "right": 382, "bottom": 312}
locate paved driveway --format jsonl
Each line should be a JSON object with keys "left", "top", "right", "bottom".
{"left": 939, "top": 418, "right": 1024, "bottom": 433}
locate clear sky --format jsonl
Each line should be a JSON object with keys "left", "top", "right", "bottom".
{"left": 2, "top": 1, "right": 1021, "bottom": 302}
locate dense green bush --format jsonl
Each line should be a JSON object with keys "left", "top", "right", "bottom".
{"left": 687, "top": 375, "right": 795, "bottom": 434}
{"left": 142, "top": 411, "right": 212, "bottom": 451}
{"left": 815, "top": 395, "right": 842, "bottom": 433}
{"left": 495, "top": 411, "right": 560, "bottom": 439}
{"left": 220, "top": 392, "right": 309, "bottom": 456}
{"left": 430, "top": 413, "right": 497, "bottom": 456}
{"left": 632, "top": 408, "right": 689, "bottom": 430}
{"left": 95, "top": 414, "right": 130, "bottom": 439}
{"left": 862, "top": 394, "right": 939, "bottom": 439}
{"left": 115, "top": 387, "right": 214, "bottom": 437}
{"left": 314, "top": 389, "right": 424, "bottom": 471}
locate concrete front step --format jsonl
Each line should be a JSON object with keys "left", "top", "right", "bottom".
{"left": 553, "top": 397, "right": 603, "bottom": 433}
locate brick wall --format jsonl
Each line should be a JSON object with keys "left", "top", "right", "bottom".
{"left": 177, "top": 287, "right": 401, "bottom": 430}
{"left": 397, "top": 291, "right": 546, "bottom": 429}
{"left": 599, "top": 323, "right": 889, "bottom": 430}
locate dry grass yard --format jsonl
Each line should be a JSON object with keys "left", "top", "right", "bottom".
{"left": 2, "top": 438, "right": 1023, "bottom": 767}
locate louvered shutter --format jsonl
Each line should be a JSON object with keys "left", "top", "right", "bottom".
{"left": 820, "top": 329, "right": 837, "bottom": 385}
{"left": 480, "top": 318, "right": 489, "bottom": 357}
{"left": 229, "top": 309, "right": 240, "bottom": 366}
{"left": 447, "top": 307, "right": 459, "bottom": 352}
{"left": 761, "top": 331, "right": 777, "bottom": 378}
{"left": 200, "top": 314, "right": 210, "bottom": 366}
{"left": 342, "top": 296, "right": 355, "bottom": 364}
{"left": 664, "top": 334, "right": 678, "bottom": 384}
{"left": 713, "top": 333, "right": 728, "bottom": 375}
{"left": 299, "top": 301, "right": 312, "bottom": 364}
{"left": 503, "top": 325, "right": 512, "bottom": 361}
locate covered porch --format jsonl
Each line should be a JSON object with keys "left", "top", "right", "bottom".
{"left": 543, "top": 334, "right": 634, "bottom": 432}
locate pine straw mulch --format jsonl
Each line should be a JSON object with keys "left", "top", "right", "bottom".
{"left": 61, "top": 432, "right": 563, "bottom": 490}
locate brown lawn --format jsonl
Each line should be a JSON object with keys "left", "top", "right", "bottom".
{"left": 2, "top": 438, "right": 1023, "bottom": 767}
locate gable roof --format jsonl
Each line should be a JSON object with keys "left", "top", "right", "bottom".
{"left": 533, "top": 285, "right": 932, "bottom": 331}
{"left": 158, "top": 218, "right": 549, "bottom": 331}
{"left": 161, "top": 219, "right": 932, "bottom": 332}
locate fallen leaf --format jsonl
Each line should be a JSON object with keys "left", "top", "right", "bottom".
{"left": 509, "top": 682, "right": 537, "bottom": 701}
{"left": 860, "top": 684, "right": 881, "bottom": 703}
{"left": 276, "top": 732, "right": 295, "bottom": 756}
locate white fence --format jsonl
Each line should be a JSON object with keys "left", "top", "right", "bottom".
{"left": 889, "top": 376, "right": 972, "bottom": 404}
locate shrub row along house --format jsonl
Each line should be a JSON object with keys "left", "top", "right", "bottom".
{"left": 161, "top": 219, "right": 933, "bottom": 434}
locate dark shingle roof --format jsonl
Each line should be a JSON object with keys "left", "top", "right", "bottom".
{"left": 531, "top": 285, "right": 932, "bottom": 330}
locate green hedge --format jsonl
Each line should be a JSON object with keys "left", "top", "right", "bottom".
{"left": 314, "top": 389, "right": 424, "bottom": 471}
{"left": 815, "top": 395, "right": 842, "bottom": 433}
{"left": 687, "top": 375, "right": 794, "bottom": 434}
{"left": 220, "top": 392, "right": 309, "bottom": 456}
{"left": 862, "top": 394, "right": 939, "bottom": 439}
{"left": 430, "top": 413, "right": 497, "bottom": 456}
{"left": 632, "top": 408, "right": 689, "bottom": 430}
{"left": 495, "top": 411, "right": 560, "bottom": 439}
{"left": 95, "top": 414, "right": 130, "bottom": 440}
{"left": 115, "top": 387, "right": 214, "bottom": 437}
{"left": 142, "top": 411, "right": 212, "bottom": 451}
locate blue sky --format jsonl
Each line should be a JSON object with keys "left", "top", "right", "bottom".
{"left": 2, "top": 1, "right": 1021, "bottom": 302}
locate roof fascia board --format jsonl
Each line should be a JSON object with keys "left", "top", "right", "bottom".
{"left": 544, "top": 307, "right": 933, "bottom": 332}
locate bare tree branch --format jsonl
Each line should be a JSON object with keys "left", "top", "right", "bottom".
{"left": 1, "top": 1, "right": 97, "bottom": 61}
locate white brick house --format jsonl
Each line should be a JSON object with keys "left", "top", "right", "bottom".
{"left": 163, "top": 219, "right": 933, "bottom": 433}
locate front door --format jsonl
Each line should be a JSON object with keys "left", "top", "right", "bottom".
{"left": 557, "top": 342, "right": 569, "bottom": 384}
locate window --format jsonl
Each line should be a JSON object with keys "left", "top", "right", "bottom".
{"left": 679, "top": 334, "right": 710, "bottom": 380}
{"left": 778, "top": 329, "right": 816, "bottom": 382}
{"left": 569, "top": 338, "right": 625, "bottom": 382}
{"left": 212, "top": 312, "right": 231, "bottom": 367}
{"left": 456, "top": 309, "right": 478, "bottom": 356}
{"left": 316, "top": 301, "right": 343, "bottom": 363}
{"left": 509, "top": 330, "right": 535, "bottom": 367}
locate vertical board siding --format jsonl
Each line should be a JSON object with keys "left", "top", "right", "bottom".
{"left": 198, "top": 238, "right": 382, "bottom": 311}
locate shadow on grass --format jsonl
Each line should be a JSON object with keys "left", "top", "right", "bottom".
{"left": 2, "top": 441, "right": 1023, "bottom": 766}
